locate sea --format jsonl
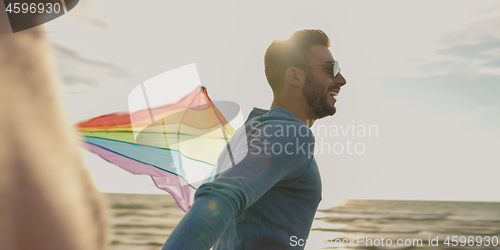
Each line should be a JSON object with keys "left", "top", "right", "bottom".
{"left": 107, "top": 193, "right": 500, "bottom": 250}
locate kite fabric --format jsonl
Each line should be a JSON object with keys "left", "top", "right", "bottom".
{"left": 76, "top": 86, "right": 236, "bottom": 212}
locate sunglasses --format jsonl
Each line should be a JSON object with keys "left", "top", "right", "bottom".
{"left": 296, "top": 61, "right": 341, "bottom": 77}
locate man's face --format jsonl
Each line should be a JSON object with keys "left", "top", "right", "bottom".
{"left": 301, "top": 45, "right": 346, "bottom": 119}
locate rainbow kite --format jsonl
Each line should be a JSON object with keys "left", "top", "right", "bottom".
{"left": 76, "top": 85, "right": 236, "bottom": 212}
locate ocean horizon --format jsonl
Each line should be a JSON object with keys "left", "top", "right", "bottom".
{"left": 106, "top": 193, "right": 500, "bottom": 250}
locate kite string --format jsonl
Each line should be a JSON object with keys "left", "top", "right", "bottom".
{"left": 161, "top": 118, "right": 169, "bottom": 148}
{"left": 203, "top": 88, "right": 215, "bottom": 131}
{"left": 202, "top": 88, "right": 236, "bottom": 179}
{"left": 172, "top": 86, "right": 204, "bottom": 206}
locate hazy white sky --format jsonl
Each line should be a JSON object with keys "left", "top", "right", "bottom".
{"left": 45, "top": 0, "right": 500, "bottom": 207}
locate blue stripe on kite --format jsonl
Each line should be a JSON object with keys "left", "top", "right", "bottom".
{"left": 83, "top": 135, "right": 216, "bottom": 166}
{"left": 84, "top": 137, "right": 216, "bottom": 184}
{"left": 84, "top": 140, "right": 198, "bottom": 190}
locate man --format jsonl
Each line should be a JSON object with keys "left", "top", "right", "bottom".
{"left": 162, "top": 29, "right": 346, "bottom": 249}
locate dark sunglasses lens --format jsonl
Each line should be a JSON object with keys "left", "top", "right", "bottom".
{"left": 333, "top": 61, "right": 340, "bottom": 77}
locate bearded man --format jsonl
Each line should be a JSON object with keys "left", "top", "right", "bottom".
{"left": 163, "top": 29, "right": 347, "bottom": 250}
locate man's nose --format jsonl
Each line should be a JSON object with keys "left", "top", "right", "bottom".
{"left": 335, "top": 73, "right": 347, "bottom": 87}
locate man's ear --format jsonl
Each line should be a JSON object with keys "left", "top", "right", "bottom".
{"left": 285, "top": 67, "right": 305, "bottom": 88}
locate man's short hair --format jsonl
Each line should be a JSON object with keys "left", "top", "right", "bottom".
{"left": 264, "top": 29, "right": 331, "bottom": 92}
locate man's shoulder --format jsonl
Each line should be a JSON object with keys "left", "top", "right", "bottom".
{"left": 245, "top": 117, "right": 313, "bottom": 144}
{"left": 245, "top": 107, "right": 309, "bottom": 129}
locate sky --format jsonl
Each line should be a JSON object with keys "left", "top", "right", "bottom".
{"left": 43, "top": 0, "right": 500, "bottom": 208}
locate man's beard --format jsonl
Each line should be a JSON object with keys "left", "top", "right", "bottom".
{"left": 302, "top": 72, "right": 336, "bottom": 119}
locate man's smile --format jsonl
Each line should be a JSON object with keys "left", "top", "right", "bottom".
{"left": 328, "top": 88, "right": 339, "bottom": 103}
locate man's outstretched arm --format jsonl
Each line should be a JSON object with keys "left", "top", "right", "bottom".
{"left": 162, "top": 121, "right": 315, "bottom": 249}
{"left": 161, "top": 187, "right": 235, "bottom": 249}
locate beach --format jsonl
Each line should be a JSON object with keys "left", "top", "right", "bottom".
{"left": 107, "top": 193, "right": 500, "bottom": 250}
